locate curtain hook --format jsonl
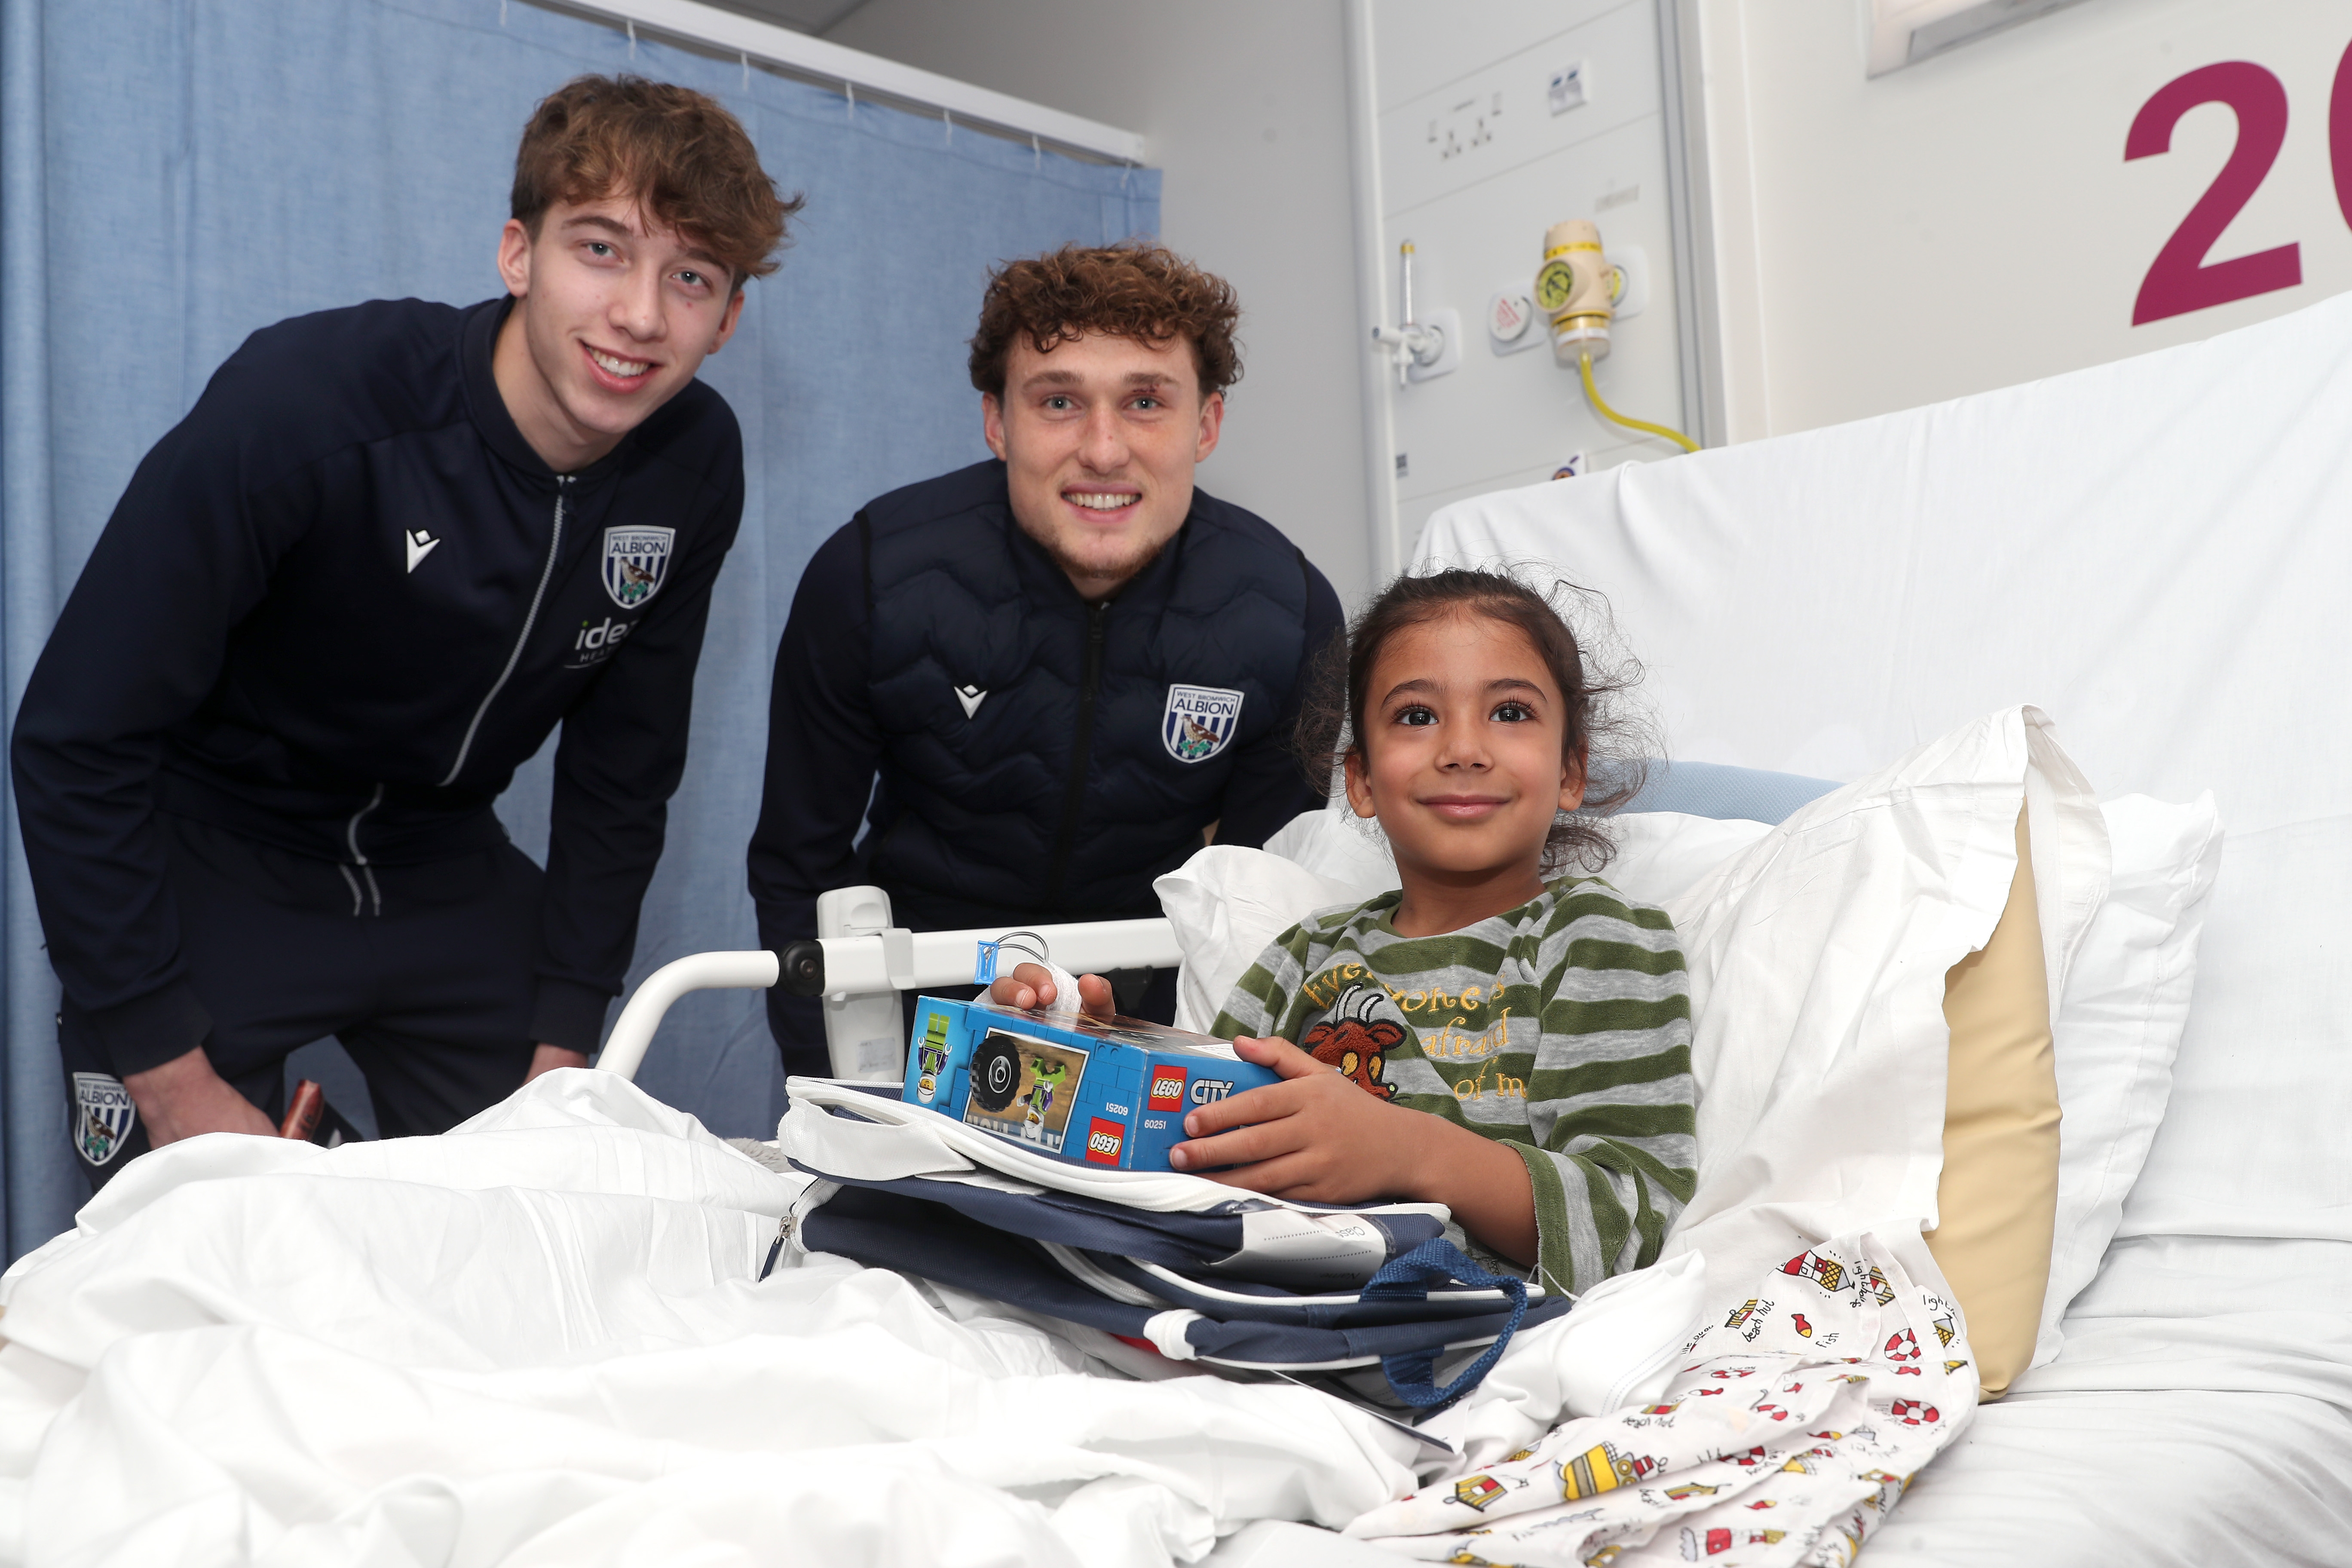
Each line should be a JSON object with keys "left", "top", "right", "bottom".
{"left": 1032, "top": 133, "right": 1041, "bottom": 171}
{"left": 943, "top": 107, "right": 953, "bottom": 147}
{"left": 741, "top": 51, "right": 750, "bottom": 90}
{"left": 626, "top": 17, "right": 636, "bottom": 58}
{"left": 845, "top": 80, "right": 855, "bottom": 119}
{"left": 499, "top": 0, "right": 507, "bottom": 23}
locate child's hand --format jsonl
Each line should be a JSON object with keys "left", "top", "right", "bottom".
{"left": 1167, "top": 1036, "right": 1419, "bottom": 1203}
{"left": 983, "top": 962, "right": 1115, "bottom": 1020}
{"left": 1170, "top": 1036, "right": 1540, "bottom": 1268}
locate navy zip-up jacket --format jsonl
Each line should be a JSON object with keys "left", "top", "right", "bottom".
{"left": 748, "top": 459, "right": 1342, "bottom": 1058}
{"left": 11, "top": 296, "right": 744, "bottom": 1072}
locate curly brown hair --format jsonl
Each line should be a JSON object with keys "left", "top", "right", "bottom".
{"left": 1295, "top": 568, "right": 1657, "bottom": 874}
{"left": 512, "top": 75, "right": 802, "bottom": 291}
{"left": 968, "top": 243, "right": 1243, "bottom": 399}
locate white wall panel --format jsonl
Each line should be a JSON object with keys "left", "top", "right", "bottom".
{"left": 1377, "top": 1, "right": 1663, "bottom": 221}
{"left": 1385, "top": 119, "right": 1684, "bottom": 512}
{"left": 1367, "top": 0, "right": 1693, "bottom": 556}
{"left": 1373, "top": 0, "right": 1635, "bottom": 114}
{"left": 1696, "top": 0, "right": 2352, "bottom": 439}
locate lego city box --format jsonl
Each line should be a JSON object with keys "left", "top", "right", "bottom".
{"left": 902, "top": 995, "right": 1281, "bottom": 1170}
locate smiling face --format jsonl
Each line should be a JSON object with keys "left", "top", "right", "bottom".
{"left": 1344, "top": 611, "right": 1587, "bottom": 927}
{"left": 982, "top": 331, "right": 1224, "bottom": 600}
{"left": 492, "top": 194, "right": 745, "bottom": 472}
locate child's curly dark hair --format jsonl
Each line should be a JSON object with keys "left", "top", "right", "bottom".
{"left": 1295, "top": 567, "right": 1657, "bottom": 873}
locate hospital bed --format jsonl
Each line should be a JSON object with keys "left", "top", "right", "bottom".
{"left": 14, "top": 294, "right": 2352, "bottom": 1567}
{"left": 597, "top": 291, "right": 2352, "bottom": 1566}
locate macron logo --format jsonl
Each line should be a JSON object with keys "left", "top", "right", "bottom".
{"left": 404, "top": 530, "right": 441, "bottom": 573}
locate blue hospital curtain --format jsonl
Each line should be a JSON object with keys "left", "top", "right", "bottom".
{"left": 0, "top": 0, "right": 1160, "bottom": 1258}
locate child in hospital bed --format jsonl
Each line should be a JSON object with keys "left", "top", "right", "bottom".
{"left": 987, "top": 568, "right": 1696, "bottom": 1298}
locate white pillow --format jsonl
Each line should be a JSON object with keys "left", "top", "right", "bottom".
{"left": 1657, "top": 708, "right": 2106, "bottom": 1295}
{"left": 1156, "top": 845, "right": 1365, "bottom": 1035}
{"left": 2034, "top": 790, "right": 2223, "bottom": 1368}
{"left": 1598, "top": 813, "right": 1773, "bottom": 906}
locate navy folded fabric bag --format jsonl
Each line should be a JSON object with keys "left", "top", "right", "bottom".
{"left": 796, "top": 1172, "right": 1570, "bottom": 1412}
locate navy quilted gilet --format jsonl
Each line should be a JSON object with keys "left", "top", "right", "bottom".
{"left": 859, "top": 462, "right": 1326, "bottom": 926}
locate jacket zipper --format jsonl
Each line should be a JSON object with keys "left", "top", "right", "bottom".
{"left": 344, "top": 781, "right": 385, "bottom": 916}
{"left": 1042, "top": 602, "right": 1109, "bottom": 908}
{"left": 439, "top": 475, "right": 570, "bottom": 789}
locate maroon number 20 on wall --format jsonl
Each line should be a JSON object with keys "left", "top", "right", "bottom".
{"left": 2126, "top": 40, "right": 2352, "bottom": 326}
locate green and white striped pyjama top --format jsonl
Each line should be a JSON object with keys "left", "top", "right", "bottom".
{"left": 1212, "top": 876, "right": 1697, "bottom": 1298}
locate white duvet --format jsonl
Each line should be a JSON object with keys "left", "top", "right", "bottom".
{"left": 0, "top": 1074, "right": 1422, "bottom": 1567}
{"left": 0, "top": 709, "right": 2084, "bottom": 1566}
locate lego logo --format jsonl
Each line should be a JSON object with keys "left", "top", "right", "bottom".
{"left": 1189, "top": 1078, "right": 1234, "bottom": 1105}
{"left": 1084, "top": 1118, "right": 1123, "bottom": 1164}
{"left": 1147, "top": 1068, "right": 1186, "bottom": 1109}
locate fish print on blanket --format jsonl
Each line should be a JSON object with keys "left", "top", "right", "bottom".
{"left": 1347, "top": 1236, "right": 1976, "bottom": 1566}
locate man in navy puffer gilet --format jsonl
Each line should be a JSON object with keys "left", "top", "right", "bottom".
{"left": 749, "top": 246, "right": 1343, "bottom": 1073}
{"left": 753, "top": 248, "right": 1345, "bottom": 1081}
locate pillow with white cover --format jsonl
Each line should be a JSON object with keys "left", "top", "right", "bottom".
{"left": 2034, "top": 790, "right": 2221, "bottom": 1367}
{"left": 1155, "top": 727, "right": 2220, "bottom": 1370}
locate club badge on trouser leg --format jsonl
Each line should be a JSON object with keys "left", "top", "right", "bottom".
{"left": 71, "top": 1072, "right": 136, "bottom": 1167}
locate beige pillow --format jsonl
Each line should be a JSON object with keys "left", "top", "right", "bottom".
{"left": 1926, "top": 808, "right": 2060, "bottom": 1399}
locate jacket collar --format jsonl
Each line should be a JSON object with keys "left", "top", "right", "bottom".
{"left": 459, "top": 297, "right": 633, "bottom": 485}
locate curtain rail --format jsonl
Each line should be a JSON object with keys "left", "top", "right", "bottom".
{"left": 518, "top": 0, "right": 1146, "bottom": 166}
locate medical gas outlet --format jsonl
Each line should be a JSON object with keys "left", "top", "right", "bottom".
{"left": 1492, "top": 217, "right": 1696, "bottom": 455}
{"left": 1487, "top": 230, "right": 1648, "bottom": 361}
{"left": 1534, "top": 219, "right": 1622, "bottom": 366}
{"left": 1370, "top": 240, "right": 1460, "bottom": 386}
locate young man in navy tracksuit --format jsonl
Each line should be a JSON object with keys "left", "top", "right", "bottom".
{"left": 17, "top": 77, "right": 798, "bottom": 1184}
{"left": 748, "top": 245, "right": 1345, "bottom": 1075}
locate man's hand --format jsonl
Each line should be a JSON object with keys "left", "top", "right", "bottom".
{"left": 527, "top": 1044, "right": 589, "bottom": 1081}
{"left": 1170, "top": 1036, "right": 1538, "bottom": 1268}
{"left": 985, "top": 961, "right": 1115, "bottom": 1020}
{"left": 123, "top": 1046, "right": 277, "bottom": 1146}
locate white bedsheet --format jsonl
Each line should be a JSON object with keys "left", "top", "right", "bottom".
{"left": 1219, "top": 1239, "right": 2352, "bottom": 1568}
{"left": 0, "top": 709, "right": 2080, "bottom": 1565}
{"left": 0, "top": 1073, "right": 1421, "bottom": 1567}
{"left": 1816, "top": 1222, "right": 2352, "bottom": 1565}
{"left": 0, "top": 1072, "right": 1951, "bottom": 1568}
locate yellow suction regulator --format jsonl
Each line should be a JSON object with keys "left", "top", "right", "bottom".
{"left": 1536, "top": 219, "right": 1697, "bottom": 456}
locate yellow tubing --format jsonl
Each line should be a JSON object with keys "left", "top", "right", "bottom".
{"left": 1579, "top": 352, "right": 1700, "bottom": 454}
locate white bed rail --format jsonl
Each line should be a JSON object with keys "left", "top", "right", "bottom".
{"left": 595, "top": 884, "right": 1179, "bottom": 1084}
{"left": 597, "top": 949, "right": 782, "bottom": 1082}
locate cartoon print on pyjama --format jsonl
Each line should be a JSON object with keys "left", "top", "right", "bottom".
{"left": 1301, "top": 983, "right": 1403, "bottom": 1099}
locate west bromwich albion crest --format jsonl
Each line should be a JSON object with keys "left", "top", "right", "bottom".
{"left": 1163, "top": 684, "right": 1244, "bottom": 764}
{"left": 73, "top": 1072, "right": 135, "bottom": 1167}
{"left": 602, "top": 526, "right": 675, "bottom": 610}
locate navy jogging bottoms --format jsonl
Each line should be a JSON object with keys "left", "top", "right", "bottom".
{"left": 62, "top": 812, "right": 543, "bottom": 1188}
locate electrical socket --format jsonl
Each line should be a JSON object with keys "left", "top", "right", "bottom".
{"left": 1548, "top": 62, "right": 1588, "bottom": 115}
